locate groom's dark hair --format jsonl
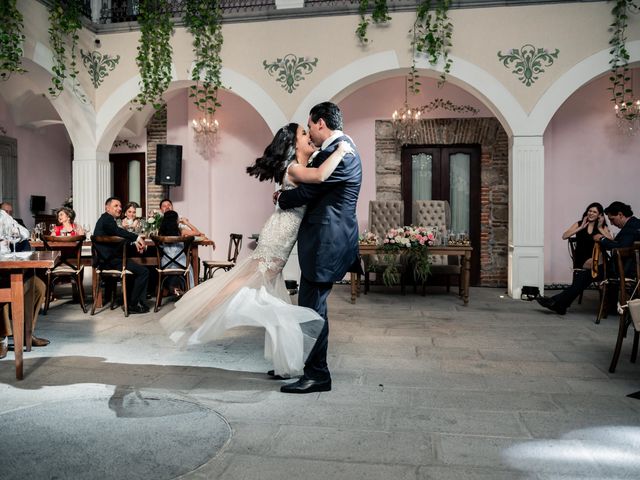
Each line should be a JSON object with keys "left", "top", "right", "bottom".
{"left": 310, "top": 102, "right": 343, "bottom": 131}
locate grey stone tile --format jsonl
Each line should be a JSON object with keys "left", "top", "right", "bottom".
{"left": 483, "top": 374, "right": 574, "bottom": 394}
{"left": 418, "top": 465, "right": 537, "bottom": 479}
{"left": 206, "top": 453, "right": 418, "bottom": 480}
{"left": 437, "top": 434, "right": 601, "bottom": 475}
{"left": 520, "top": 412, "right": 640, "bottom": 439}
{"left": 270, "top": 425, "right": 434, "bottom": 465}
{"left": 410, "top": 390, "right": 559, "bottom": 413}
{"left": 361, "top": 369, "right": 488, "bottom": 390}
{"left": 384, "top": 407, "right": 529, "bottom": 437}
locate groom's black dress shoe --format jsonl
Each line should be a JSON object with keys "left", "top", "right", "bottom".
{"left": 129, "top": 303, "right": 149, "bottom": 314}
{"left": 267, "top": 370, "right": 290, "bottom": 380}
{"left": 536, "top": 296, "right": 566, "bottom": 315}
{"left": 280, "top": 376, "right": 331, "bottom": 394}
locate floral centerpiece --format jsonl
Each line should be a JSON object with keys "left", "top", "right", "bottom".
{"left": 145, "top": 210, "right": 162, "bottom": 235}
{"left": 379, "top": 225, "right": 435, "bottom": 286}
{"left": 359, "top": 230, "right": 379, "bottom": 245}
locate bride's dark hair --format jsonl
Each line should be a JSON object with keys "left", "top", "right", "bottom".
{"left": 246, "top": 123, "right": 298, "bottom": 182}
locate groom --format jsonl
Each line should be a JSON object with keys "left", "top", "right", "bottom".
{"left": 276, "top": 102, "right": 362, "bottom": 394}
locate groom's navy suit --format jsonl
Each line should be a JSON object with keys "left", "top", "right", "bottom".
{"left": 278, "top": 135, "right": 362, "bottom": 380}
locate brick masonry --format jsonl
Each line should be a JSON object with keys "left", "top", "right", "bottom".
{"left": 375, "top": 118, "right": 508, "bottom": 287}
{"left": 146, "top": 105, "right": 169, "bottom": 215}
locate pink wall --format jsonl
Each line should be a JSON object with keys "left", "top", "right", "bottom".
{"left": 0, "top": 96, "right": 71, "bottom": 228}
{"left": 165, "top": 90, "right": 274, "bottom": 261}
{"left": 543, "top": 72, "right": 640, "bottom": 283}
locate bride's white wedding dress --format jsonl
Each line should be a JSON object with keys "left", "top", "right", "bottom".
{"left": 160, "top": 174, "right": 323, "bottom": 376}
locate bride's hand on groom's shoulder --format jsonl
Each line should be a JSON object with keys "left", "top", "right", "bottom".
{"left": 273, "top": 191, "right": 281, "bottom": 205}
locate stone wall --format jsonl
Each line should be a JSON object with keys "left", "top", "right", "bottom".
{"left": 375, "top": 118, "right": 508, "bottom": 287}
{"left": 146, "top": 105, "right": 168, "bottom": 214}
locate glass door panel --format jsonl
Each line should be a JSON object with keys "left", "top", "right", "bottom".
{"left": 411, "top": 153, "right": 433, "bottom": 201}
{"left": 449, "top": 153, "right": 470, "bottom": 234}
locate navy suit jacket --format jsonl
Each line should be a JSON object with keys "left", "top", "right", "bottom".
{"left": 278, "top": 136, "right": 362, "bottom": 283}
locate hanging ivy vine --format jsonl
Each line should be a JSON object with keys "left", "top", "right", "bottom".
{"left": 132, "top": 0, "right": 174, "bottom": 111}
{"left": 608, "top": 0, "right": 640, "bottom": 113}
{"left": 409, "top": 0, "right": 453, "bottom": 93}
{"left": 356, "top": 0, "right": 391, "bottom": 44}
{"left": 184, "top": 0, "right": 224, "bottom": 116}
{"left": 1, "top": 0, "right": 27, "bottom": 81}
{"left": 47, "top": 0, "right": 85, "bottom": 101}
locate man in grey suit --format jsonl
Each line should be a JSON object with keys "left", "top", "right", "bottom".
{"left": 277, "top": 102, "right": 362, "bottom": 394}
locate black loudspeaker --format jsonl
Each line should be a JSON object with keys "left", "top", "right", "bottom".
{"left": 155, "top": 144, "right": 182, "bottom": 186}
{"left": 30, "top": 195, "right": 46, "bottom": 213}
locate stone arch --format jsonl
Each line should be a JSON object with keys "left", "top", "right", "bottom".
{"left": 530, "top": 40, "right": 640, "bottom": 134}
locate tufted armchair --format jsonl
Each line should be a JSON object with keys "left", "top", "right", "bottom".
{"left": 413, "top": 200, "right": 461, "bottom": 293}
{"left": 364, "top": 200, "right": 406, "bottom": 293}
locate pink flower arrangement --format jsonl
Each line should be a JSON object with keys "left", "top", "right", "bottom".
{"left": 382, "top": 225, "right": 435, "bottom": 249}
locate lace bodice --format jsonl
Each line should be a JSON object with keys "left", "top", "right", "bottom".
{"left": 250, "top": 171, "right": 305, "bottom": 272}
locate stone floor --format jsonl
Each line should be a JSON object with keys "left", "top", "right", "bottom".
{"left": 1, "top": 284, "right": 640, "bottom": 479}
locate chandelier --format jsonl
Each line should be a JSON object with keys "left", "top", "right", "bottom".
{"left": 191, "top": 115, "right": 220, "bottom": 137}
{"left": 614, "top": 99, "right": 640, "bottom": 135}
{"left": 391, "top": 77, "right": 480, "bottom": 145}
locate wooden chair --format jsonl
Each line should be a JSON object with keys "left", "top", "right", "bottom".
{"left": 608, "top": 243, "right": 640, "bottom": 373}
{"left": 567, "top": 237, "right": 611, "bottom": 324}
{"left": 202, "top": 233, "right": 242, "bottom": 280}
{"left": 150, "top": 235, "right": 194, "bottom": 312}
{"left": 41, "top": 234, "right": 87, "bottom": 314}
{"left": 90, "top": 235, "right": 133, "bottom": 317}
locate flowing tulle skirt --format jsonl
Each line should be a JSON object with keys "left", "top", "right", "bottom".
{"left": 160, "top": 255, "right": 323, "bottom": 376}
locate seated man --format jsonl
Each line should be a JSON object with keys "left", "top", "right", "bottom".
{"left": 159, "top": 198, "right": 203, "bottom": 236}
{"left": 94, "top": 197, "right": 149, "bottom": 314}
{"left": 0, "top": 202, "right": 30, "bottom": 251}
{"left": 0, "top": 207, "right": 47, "bottom": 356}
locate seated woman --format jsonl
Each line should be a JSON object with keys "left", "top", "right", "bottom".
{"left": 122, "top": 202, "right": 141, "bottom": 232}
{"left": 53, "top": 207, "right": 84, "bottom": 236}
{"left": 537, "top": 202, "right": 613, "bottom": 315}
{"left": 157, "top": 210, "right": 197, "bottom": 296}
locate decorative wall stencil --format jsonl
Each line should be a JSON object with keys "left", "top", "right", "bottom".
{"left": 113, "top": 138, "right": 140, "bottom": 149}
{"left": 497, "top": 44, "right": 559, "bottom": 86}
{"left": 81, "top": 49, "right": 120, "bottom": 88}
{"left": 263, "top": 54, "right": 318, "bottom": 93}
{"left": 0, "top": 126, "right": 7, "bottom": 135}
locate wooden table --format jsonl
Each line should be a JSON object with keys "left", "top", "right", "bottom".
{"left": 0, "top": 251, "right": 60, "bottom": 380}
{"left": 352, "top": 244, "right": 473, "bottom": 305}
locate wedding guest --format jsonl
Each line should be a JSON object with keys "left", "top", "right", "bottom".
{"left": 53, "top": 207, "right": 84, "bottom": 236}
{"left": 122, "top": 202, "right": 141, "bottom": 232}
{"left": 0, "top": 207, "right": 48, "bottom": 348}
{"left": 159, "top": 198, "right": 203, "bottom": 236}
{"left": 93, "top": 197, "right": 149, "bottom": 314}
{"left": 537, "top": 202, "right": 613, "bottom": 315}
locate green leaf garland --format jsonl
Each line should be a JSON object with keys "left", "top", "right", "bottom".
{"left": 132, "top": 0, "right": 174, "bottom": 111}
{"left": 0, "top": 0, "right": 27, "bottom": 81}
{"left": 184, "top": 0, "right": 224, "bottom": 115}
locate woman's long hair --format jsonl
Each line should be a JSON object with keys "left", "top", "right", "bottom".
{"left": 246, "top": 123, "right": 298, "bottom": 182}
{"left": 581, "top": 202, "right": 607, "bottom": 227}
{"left": 159, "top": 210, "right": 181, "bottom": 236}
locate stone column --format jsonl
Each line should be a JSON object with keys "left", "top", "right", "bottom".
{"left": 73, "top": 149, "right": 111, "bottom": 230}
{"left": 508, "top": 136, "right": 544, "bottom": 299}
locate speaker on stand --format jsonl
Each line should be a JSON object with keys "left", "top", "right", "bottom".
{"left": 155, "top": 144, "right": 183, "bottom": 198}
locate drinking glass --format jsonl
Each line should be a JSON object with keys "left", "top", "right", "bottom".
{"left": 49, "top": 223, "right": 56, "bottom": 235}
{"left": 9, "top": 226, "right": 21, "bottom": 258}
{"left": 83, "top": 224, "right": 91, "bottom": 236}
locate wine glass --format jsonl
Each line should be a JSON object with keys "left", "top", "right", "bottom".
{"left": 49, "top": 223, "right": 56, "bottom": 236}
{"left": 9, "top": 226, "right": 21, "bottom": 258}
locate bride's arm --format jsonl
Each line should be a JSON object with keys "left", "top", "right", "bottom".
{"left": 287, "top": 141, "right": 353, "bottom": 184}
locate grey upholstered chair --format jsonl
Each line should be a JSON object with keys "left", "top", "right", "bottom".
{"left": 412, "top": 200, "right": 461, "bottom": 293}
{"left": 364, "top": 200, "right": 406, "bottom": 293}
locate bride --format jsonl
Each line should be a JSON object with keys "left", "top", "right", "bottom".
{"left": 161, "top": 123, "right": 352, "bottom": 376}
